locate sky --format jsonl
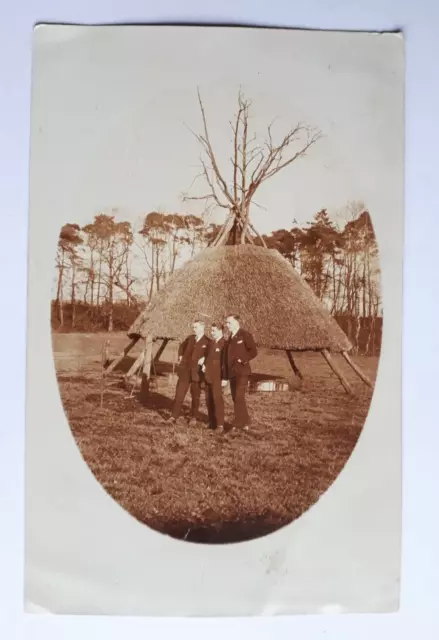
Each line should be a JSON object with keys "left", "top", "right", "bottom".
{"left": 31, "top": 25, "right": 404, "bottom": 245}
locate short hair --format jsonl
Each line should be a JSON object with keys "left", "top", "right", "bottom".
{"left": 226, "top": 314, "right": 240, "bottom": 323}
{"left": 211, "top": 322, "right": 223, "bottom": 330}
{"left": 193, "top": 319, "right": 205, "bottom": 327}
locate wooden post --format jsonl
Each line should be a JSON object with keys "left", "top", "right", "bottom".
{"left": 341, "top": 351, "right": 373, "bottom": 388}
{"left": 140, "top": 336, "right": 154, "bottom": 398}
{"left": 100, "top": 339, "right": 110, "bottom": 408}
{"left": 285, "top": 350, "right": 304, "bottom": 380}
{"left": 105, "top": 336, "right": 139, "bottom": 375}
{"left": 124, "top": 350, "right": 145, "bottom": 381}
{"left": 321, "top": 349, "right": 353, "bottom": 395}
{"left": 153, "top": 338, "right": 169, "bottom": 364}
{"left": 214, "top": 215, "right": 235, "bottom": 247}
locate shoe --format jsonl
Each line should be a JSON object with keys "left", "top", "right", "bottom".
{"left": 188, "top": 417, "right": 197, "bottom": 427}
{"left": 164, "top": 416, "right": 177, "bottom": 425}
{"left": 242, "top": 425, "right": 249, "bottom": 431}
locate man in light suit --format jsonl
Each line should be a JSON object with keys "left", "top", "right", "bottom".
{"left": 223, "top": 314, "right": 258, "bottom": 431}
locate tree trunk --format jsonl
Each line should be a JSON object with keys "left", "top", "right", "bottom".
{"left": 108, "top": 292, "right": 114, "bottom": 332}
{"left": 155, "top": 248, "right": 160, "bottom": 292}
{"left": 58, "top": 269, "right": 64, "bottom": 327}
{"left": 57, "top": 248, "right": 65, "bottom": 326}
{"left": 71, "top": 259, "right": 76, "bottom": 329}
{"left": 362, "top": 258, "right": 367, "bottom": 318}
{"left": 89, "top": 249, "right": 94, "bottom": 306}
{"left": 97, "top": 241, "right": 103, "bottom": 306}
{"left": 107, "top": 271, "right": 114, "bottom": 332}
{"left": 125, "top": 254, "right": 130, "bottom": 306}
{"left": 148, "top": 275, "right": 154, "bottom": 300}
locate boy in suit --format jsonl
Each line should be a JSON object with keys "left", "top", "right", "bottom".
{"left": 203, "top": 323, "right": 226, "bottom": 430}
{"left": 167, "top": 320, "right": 209, "bottom": 426}
{"left": 224, "top": 314, "right": 258, "bottom": 431}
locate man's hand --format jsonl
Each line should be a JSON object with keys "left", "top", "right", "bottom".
{"left": 221, "top": 380, "right": 227, "bottom": 388}
{"left": 178, "top": 356, "right": 182, "bottom": 363}
{"left": 198, "top": 357, "right": 205, "bottom": 366}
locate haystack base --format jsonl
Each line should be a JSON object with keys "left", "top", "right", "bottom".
{"left": 153, "top": 338, "right": 169, "bottom": 364}
{"left": 341, "top": 351, "right": 373, "bottom": 388}
{"left": 321, "top": 349, "right": 353, "bottom": 395}
{"left": 105, "top": 336, "right": 139, "bottom": 375}
{"left": 285, "top": 350, "right": 304, "bottom": 380}
{"left": 140, "top": 336, "right": 154, "bottom": 398}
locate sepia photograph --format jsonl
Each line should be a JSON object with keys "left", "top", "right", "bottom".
{"left": 26, "top": 23, "right": 403, "bottom": 614}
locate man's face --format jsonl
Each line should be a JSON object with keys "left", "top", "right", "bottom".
{"left": 226, "top": 317, "right": 239, "bottom": 334}
{"left": 210, "top": 326, "right": 222, "bottom": 341}
{"left": 192, "top": 322, "right": 204, "bottom": 336}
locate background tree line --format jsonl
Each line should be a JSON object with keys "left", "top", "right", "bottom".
{"left": 52, "top": 202, "right": 382, "bottom": 355}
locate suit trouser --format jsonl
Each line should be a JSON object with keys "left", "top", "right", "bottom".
{"left": 205, "top": 380, "right": 225, "bottom": 427}
{"left": 229, "top": 375, "right": 250, "bottom": 427}
{"left": 172, "top": 376, "right": 202, "bottom": 419}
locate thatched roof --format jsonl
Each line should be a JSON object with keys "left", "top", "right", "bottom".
{"left": 127, "top": 244, "right": 352, "bottom": 352}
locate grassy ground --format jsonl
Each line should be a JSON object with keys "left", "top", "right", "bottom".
{"left": 53, "top": 332, "right": 379, "bottom": 544}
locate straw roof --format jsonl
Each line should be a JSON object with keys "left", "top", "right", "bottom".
{"left": 127, "top": 244, "right": 352, "bottom": 352}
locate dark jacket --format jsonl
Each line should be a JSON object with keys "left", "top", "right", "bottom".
{"left": 225, "top": 328, "right": 258, "bottom": 379}
{"left": 177, "top": 334, "right": 209, "bottom": 382}
{"left": 204, "top": 337, "right": 225, "bottom": 385}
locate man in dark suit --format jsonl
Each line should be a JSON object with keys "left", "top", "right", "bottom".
{"left": 224, "top": 314, "right": 258, "bottom": 431}
{"left": 203, "top": 323, "right": 226, "bottom": 430}
{"left": 167, "top": 320, "right": 209, "bottom": 426}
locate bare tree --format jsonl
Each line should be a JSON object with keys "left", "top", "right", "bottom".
{"left": 182, "top": 90, "right": 322, "bottom": 244}
{"left": 55, "top": 223, "right": 83, "bottom": 327}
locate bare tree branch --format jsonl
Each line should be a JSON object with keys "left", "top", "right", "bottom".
{"left": 194, "top": 89, "right": 235, "bottom": 206}
{"left": 184, "top": 90, "right": 321, "bottom": 243}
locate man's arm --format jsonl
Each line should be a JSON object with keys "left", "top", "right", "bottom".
{"left": 220, "top": 343, "right": 228, "bottom": 381}
{"left": 243, "top": 331, "right": 258, "bottom": 362}
{"left": 178, "top": 336, "right": 189, "bottom": 361}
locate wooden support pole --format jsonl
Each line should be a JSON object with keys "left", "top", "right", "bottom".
{"left": 153, "top": 338, "right": 169, "bottom": 364}
{"left": 244, "top": 227, "right": 255, "bottom": 244}
{"left": 100, "top": 339, "right": 110, "bottom": 408}
{"left": 125, "top": 350, "right": 144, "bottom": 380}
{"left": 105, "top": 336, "right": 139, "bottom": 375}
{"left": 140, "top": 336, "right": 154, "bottom": 398}
{"left": 248, "top": 221, "right": 268, "bottom": 248}
{"left": 285, "top": 350, "right": 304, "bottom": 380}
{"left": 341, "top": 351, "right": 373, "bottom": 388}
{"left": 214, "top": 215, "right": 235, "bottom": 247}
{"left": 321, "top": 349, "right": 353, "bottom": 395}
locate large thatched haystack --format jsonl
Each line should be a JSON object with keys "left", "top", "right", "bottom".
{"left": 127, "top": 244, "right": 351, "bottom": 352}
{"left": 106, "top": 87, "right": 373, "bottom": 394}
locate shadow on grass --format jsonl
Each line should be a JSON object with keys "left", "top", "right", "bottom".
{"left": 105, "top": 356, "right": 177, "bottom": 376}
{"left": 138, "top": 389, "right": 174, "bottom": 413}
{"left": 138, "top": 389, "right": 215, "bottom": 426}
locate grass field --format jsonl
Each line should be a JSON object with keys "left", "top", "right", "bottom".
{"left": 53, "top": 331, "right": 379, "bottom": 544}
